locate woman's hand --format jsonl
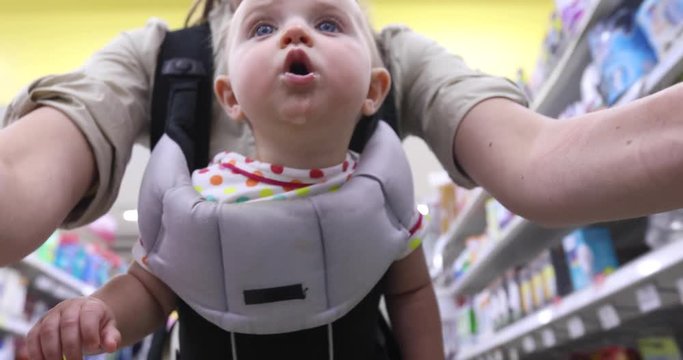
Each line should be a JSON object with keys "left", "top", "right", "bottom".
{"left": 26, "top": 297, "right": 121, "bottom": 360}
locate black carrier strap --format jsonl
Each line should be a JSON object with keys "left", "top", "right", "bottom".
{"left": 151, "top": 22, "right": 213, "bottom": 171}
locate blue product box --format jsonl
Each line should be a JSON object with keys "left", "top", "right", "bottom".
{"left": 562, "top": 227, "right": 620, "bottom": 291}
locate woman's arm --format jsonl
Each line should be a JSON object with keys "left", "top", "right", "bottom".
{"left": 385, "top": 246, "right": 445, "bottom": 360}
{"left": 455, "top": 84, "right": 683, "bottom": 226}
{"left": 0, "top": 107, "right": 95, "bottom": 265}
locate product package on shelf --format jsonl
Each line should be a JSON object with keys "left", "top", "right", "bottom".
{"left": 34, "top": 229, "right": 124, "bottom": 289}
{"left": 525, "top": 0, "right": 592, "bottom": 97}
{"left": 645, "top": 208, "right": 683, "bottom": 249}
{"left": 484, "top": 198, "right": 514, "bottom": 242}
{"left": 0, "top": 336, "right": 14, "bottom": 360}
{"left": 570, "top": 346, "right": 642, "bottom": 360}
{"left": 428, "top": 171, "right": 477, "bottom": 236}
{"left": 451, "top": 234, "right": 488, "bottom": 283}
{"left": 558, "top": 61, "right": 606, "bottom": 119}
{"left": 636, "top": 0, "right": 683, "bottom": 60}
{"left": 0, "top": 268, "right": 27, "bottom": 320}
{"left": 638, "top": 335, "right": 683, "bottom": 360}
{"left": 562, "top": 226, "right": 620, "bottom": 291}
{"left": 588, "top": 5, "right": 658, "bottom": 105}
{"left": 555, "top": 0, "right": 592, "bottom": 36}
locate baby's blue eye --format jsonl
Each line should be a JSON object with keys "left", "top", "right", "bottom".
{"left": 254, "top": 23, "right": 275, "bottom": 37}
{"left": 317, "top": 20, "right": 339, "bottom": 33}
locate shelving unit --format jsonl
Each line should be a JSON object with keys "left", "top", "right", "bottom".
{"left": 17, "top": 255, "right": 96, "bottom": 297}
{"left": 0, "top": 313, "right": 31, "bottom": 337}
{"left": 447, "top": 218, "right": 573, "bottom": 296}
{"left": 617, "top": 37, "right": 683, "bottom": 105}
{"left": 433, "top": 3, "right": 683, "bottom": 359}
{"left": 457, "top": 239, "right": 683, "bottom": 360}
{"left": 431, "top": 188, "right": 487, "bottom": 280}
{"left": 530, "top": 0, "right": 623, "bottom": 116}
{"left": 436, "top": 0, "right": 683, "bottom": 295}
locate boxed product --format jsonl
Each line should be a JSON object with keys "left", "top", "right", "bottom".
{"left": 645, "top": 209, "right": 683, "bottom": 249}
{"left": 562, "top": 227, "right": 620, "bottom": 291}
{"left": 588, "top": 7, "right": 658, "bottom": 105}
{"left": 485, "top": 199, "right": 515, "bottom": 241}
{"left": 0, "top": 336, "right": 15, "bottom": 360}
{"left": 505, "top": 268, "right": 524, "bottom": 322}
{"left": 555, "top": 0, "right": 591, "bottom": 36}
{"left": 636, "top": 0, "right": 683, "bottom": 60}
{"left": 550, "top": 244, "right": 574, "bottom": 298}
{"left": 0, "top": 268, "right": 27, "bottom": 318}
{"left": 638, "top": 336, "right": 683, "bottom": 360}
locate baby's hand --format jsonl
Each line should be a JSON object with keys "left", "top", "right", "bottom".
{"left": 27, "top": 297, "right": 121, "bottom": 360}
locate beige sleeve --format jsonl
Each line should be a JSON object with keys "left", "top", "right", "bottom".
{"left": 1, "top": 19, "right": 169, "bottom": 228}
{"left": 378, "top": 25, "right": 529, "bottom": 188}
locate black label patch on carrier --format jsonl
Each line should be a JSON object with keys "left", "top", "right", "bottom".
{"left": 243, "top": 284, "right": 307, "bottom": 305}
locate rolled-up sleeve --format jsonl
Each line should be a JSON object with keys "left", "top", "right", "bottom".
{"left": 378, "top": 26, "right": 528, "bottom": 188}
{"left": 2, "top": 19, "right": 169, "bottom": 227}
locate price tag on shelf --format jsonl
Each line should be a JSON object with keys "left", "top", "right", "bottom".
{"left": 567, "top": 316, "right": 585, "bottom": 339}
{"left": 636, "top": 283, "right": 662, "bottom": 313}
{"left": 597, "top": 304, "right": 620, "bottom": 330}
{"left": 508, "top": 347, "right": 520, "bottom": 360}
{"left": 541, "top": 328, "right": 557, "bottom": 348}
{"left": 522, "top": 335, "right": 536, "bottom": 353}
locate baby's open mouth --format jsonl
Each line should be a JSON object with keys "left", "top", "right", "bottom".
{"left": 284, "top": 49, "right": 314, "bottom": 76}
{"left": 289, "top": 61, "right": 310, "bottom": 75}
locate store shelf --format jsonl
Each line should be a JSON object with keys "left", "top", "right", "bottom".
{"left": 431, "top": 188, "right": 488, "bottom": 280}
{"left": 617, "top": 37, "right": 683, "bottom": 106}
{"left": 447, "top": 217, "right": 572, "bottom": 296}
{"left": 531, "top": 0, "right": 622, "bottom": 117}
{"left": 0, "top": 313, "right": 31, "bottom": 337}
{"left": 19, "top": 255, "right": 96, "bottom": 297}
{"left": 457, "top": 239, "right": 683, "bottom": 360}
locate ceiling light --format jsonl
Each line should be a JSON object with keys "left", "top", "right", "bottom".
{"left": 123, "top": 209, "right": 138, "bottom": 222}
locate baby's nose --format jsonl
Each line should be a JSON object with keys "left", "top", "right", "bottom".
{"left": 280, "top": 25, "right": 313, "bottom": 47}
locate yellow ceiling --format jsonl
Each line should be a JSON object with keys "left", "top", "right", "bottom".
{"left": 0, "top": 0, "right": 553, "bottom": 103}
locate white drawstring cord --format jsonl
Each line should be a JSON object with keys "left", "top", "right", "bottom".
{"left": 231, "top": 332, "right": 238, "bottom": 360}
{"left": 327, "top": 324, "right": 334, "bottom": 360}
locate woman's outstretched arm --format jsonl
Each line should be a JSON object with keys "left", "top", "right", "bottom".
{"left": 0, "top": 106, "right": 96, "bottom": 265}
{"left": 455, "top": 84, "right": 683, "bottom": 226}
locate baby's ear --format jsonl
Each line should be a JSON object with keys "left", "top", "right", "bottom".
{"left": 214, "top": 75, "right": 245, "bottom": 121}
{"left": 362, "top": 68, "right": 391, "bottom": 116}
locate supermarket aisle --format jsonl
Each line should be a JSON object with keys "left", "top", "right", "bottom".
{"left": 426, "top": 0, "right": 683, "bottom": 359}
{"left": 3, "top": 0, "right": 683, "bottom": 359}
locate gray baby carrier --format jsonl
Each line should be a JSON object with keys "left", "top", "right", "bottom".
{"left": 144, "top": 23, "right": 409, "bottom": 359}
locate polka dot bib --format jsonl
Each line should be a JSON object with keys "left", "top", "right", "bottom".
{"left": 192, "top": 151, "right": 359, "bottom": 204}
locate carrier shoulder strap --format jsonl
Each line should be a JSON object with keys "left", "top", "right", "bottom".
{"left": 151, "top": 22, "right": 213, "bottom": 171}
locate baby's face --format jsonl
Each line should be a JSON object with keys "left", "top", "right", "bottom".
{"left": 225, "top": 0, "right": 376, "bottom": 134}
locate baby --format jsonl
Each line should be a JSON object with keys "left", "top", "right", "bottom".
{"left": 27, "top": 0, "right": 444, "bottom": 359}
